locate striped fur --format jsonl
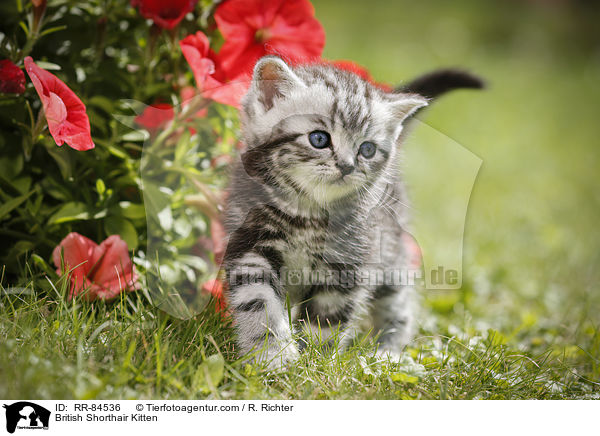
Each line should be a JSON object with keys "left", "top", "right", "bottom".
{"left": 223, "top": 57, "right": 428, "bottom": 368}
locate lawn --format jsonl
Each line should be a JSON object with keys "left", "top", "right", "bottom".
{"left": 1, "top": 0, "right": 599, "bottom": 399}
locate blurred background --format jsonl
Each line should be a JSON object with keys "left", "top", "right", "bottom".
{"left": 314, "top": 0, "right": 600, "bottom": 352}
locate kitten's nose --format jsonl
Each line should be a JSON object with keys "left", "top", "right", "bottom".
{"left": 336, "top": 162, "right": 355, "bottom": 176}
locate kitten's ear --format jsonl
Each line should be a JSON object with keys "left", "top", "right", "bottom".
{"left": 251, "top": 56, "right": 304, "bottom": 111}
{"left": 388, "top": 94, "right": 429, "bottom": 123}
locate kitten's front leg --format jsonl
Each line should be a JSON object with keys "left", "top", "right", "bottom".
{"left": 370, "top": 285, "right": 417, "bottom": 360}
{"left": 226, "top": 251, "right": 298, "bottom": 369}
{"left": 333, "top": 286, "right": 372, "bottom": 351}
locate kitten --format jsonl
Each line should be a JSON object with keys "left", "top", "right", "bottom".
{"left": 223, "top": 56, "right": 482, "bottom": 368}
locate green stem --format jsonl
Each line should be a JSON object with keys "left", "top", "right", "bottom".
{"left": 23, "top": 108, "right": 46, "bottom": 161}
{"left": 19, "top": 2, "right": 46, "bottom": 62}
{"left": 93, "top": 17, "right": 108, "bottom": 69}
{"left": 141, "top": 25, "right": 161, "bottom": 100}
{"left": 168, "top": 28, "right": 181, "bottom": 92}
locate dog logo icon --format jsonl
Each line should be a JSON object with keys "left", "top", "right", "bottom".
{"left": 3, "top": 402, "right": 50, "bottom": 433}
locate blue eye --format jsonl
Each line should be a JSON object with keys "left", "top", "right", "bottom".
{"left": 308, "top": 130, "right": 330, "bottom": 149}
{"left": 359, "top": 141, "right": 376, "bottom": 158}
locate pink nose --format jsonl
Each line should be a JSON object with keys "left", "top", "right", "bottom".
{"left": 336, "top": 162, "right": 354, "bottom": 176}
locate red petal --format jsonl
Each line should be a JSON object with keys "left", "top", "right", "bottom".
{"left": 132, "top": 0, "right": 198, "bottom": 30}
{"left": 215, "top": 41, "right": 265, "bottom": 80}
{"left": 134, "top": 102, "right": 174, "bottom": 130}
{"left": 46, "top": 92, "right": 68, "bottom": 143}
{"left": 52, "top": 232, "right": 98, "bottom": 297}
{"left": 52, "top": 232, "right": 96, "bottom": 274}
{"left": 180, "top": 31, "right": 249, "bottom": 108}
{"left": 201, "top": 278, "right": 227, "bottom": 311}
{"left": 24, "top": 57, "right": 95, "bottom": 151}
{"left": 214, "top": 0, "right": 267, "bottom": 41}
{"left": 89, "top": 235, "right": 137, "bottom": 298}
{"left": 202, "top": 77, "right": 249, "bottom": 109}
{"left": 0, "top": 59, "right": 26, "bottom": 94}
{"left": 214, "top": 0, "right": 325, "bottom": 78}
{"left": 180, "top": 32, "right": 217, "bottom": 90}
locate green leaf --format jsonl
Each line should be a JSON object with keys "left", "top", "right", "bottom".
{"left": 178, "top": 255, "right": 207, "bottom": 272}
{"left": 35, "top": 61, "right": 61, "bottom": 71}
{"left": 48, "top": 202, "right": 89, "bottom": 225}
{"left": 31, "top": 254, "right": 55, "bottom": 275}
{"left": 104, "top": 216, "right": 138, "bottom": 250}
{"left": 118, "top": 201, "right": 146, "bottom": 220}
{"left": 26, "top": 192, "right": 44, "bottom": 216}
{"left": 45, "top": 145, "right": 72, "bottom": 180}
{"left": 142, "top": 182, "right": 170, "bottom": 218}
{"left": 156, "top": 206, "right": 173, "bottom": 231}
{"left": 175, "top": 129, "right": 191, "bottom": 163}
{"left": 96, "top": 141, "right": 129, "bottom": 159}
{"left": 193, "top": 354, "right": 224, "bottom": 394}
{"left": 6, "top": 240, "right": 35, "bottom": 259}
{"left": 93, "top": 209, "right": 108, "bottom": 219}
{"left": 18, "top": 21, "right": 29, "bottom": 37}
{"left": 87, "top": 96, "right": 115, "bottom": 115}
{"left": 0, "top": 175, "right": 25, "bottom": 197}
{"left": 41, "top": 178, "right": 70, "bottom": 201}
{"left": 13, "top": 176, "right": 32, "bottom": 195}
{"left": 0, "top": 154, "right": 23, "bottom": 180}
{"left": 39, "top": 25, "right": 67, "bottom": 37}
{"left": 121, "top": 130, "right": 149, "bottom": 142}
{"left": 0, "top": 190, "right": 35, "bottom": 221}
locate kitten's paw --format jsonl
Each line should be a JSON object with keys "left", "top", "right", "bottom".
{"left": 267, "top": 343, "right": 300, "bottom": 370}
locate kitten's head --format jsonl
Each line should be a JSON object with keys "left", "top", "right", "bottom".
{"left": 240, "top": 56, "right": 427, "bottom": 206}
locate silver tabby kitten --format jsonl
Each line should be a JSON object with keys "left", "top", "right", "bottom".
{"left": 223, "top": 56, "right": 481, "bottom": 368}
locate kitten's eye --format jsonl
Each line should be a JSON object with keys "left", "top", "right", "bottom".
{"left": 359, "top": 141, "right": 376, "bottom": 158}
{"left": 308, "top": 130, "right": 330, "bottom": 149}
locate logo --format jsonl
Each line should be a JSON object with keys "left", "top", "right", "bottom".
{"left": 2, "top": 402, "right": 50, "bottom": 434}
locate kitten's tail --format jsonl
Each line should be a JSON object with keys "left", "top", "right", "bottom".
{"left": 397, "top": 69, "right": 485, "bottom": 99}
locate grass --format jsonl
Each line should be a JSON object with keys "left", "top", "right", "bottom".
{"left": 1, "top": 0, "right": 600, "bottom": 399}
{"left": 0, "top": 271, "right": 598, "bottom": 399}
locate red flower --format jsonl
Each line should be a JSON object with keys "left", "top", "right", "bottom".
{"left": 24, "top": 57, "right": 94, "bottom": 151}
{"left": 214, "top": 0, "right": 325, "bottom": 79}
{"left": 331, "top": 60, "right": 392, "bottom": 92}
{"left": 180, "top": 31, "right": 249, "bottom": 108}
{"left": 53, "top": 232, "right": 139, "bottom": 301}
{"left": 0, "top": 59, "right": 26, "bottom": 94}
{"left": 134, "top": 102, "right": 174, "bottom": 131}
{"left": 201, "top": 278, "right": 227, "bottom": 312}
{"left": 131, "top": 0, "right": 198, "bottom": 30}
